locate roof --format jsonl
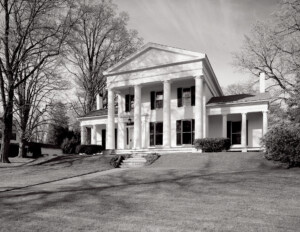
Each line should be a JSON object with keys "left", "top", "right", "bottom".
{"left": 207, "top": 92, "right": 272, "bottom": 106}
{"left": 79, "top": 108, "right": 117, "bottom": 118}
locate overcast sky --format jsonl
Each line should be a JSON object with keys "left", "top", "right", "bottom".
{"left": 114, "top": 0, "right": 281, "bottom": 88}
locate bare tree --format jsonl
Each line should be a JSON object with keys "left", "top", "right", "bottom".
{"left": 0, "top": 0, "right": 73, "bottom": 163}
{"left": 232, "top": 0, "right": 300, "bottom": 100}
{"left": 223, "top": 79, "right": 258, "bottom": 95}
{"left": 66, "top": 0, "right": 143, "bottom": 115}
{"left": 14, "top": 58, "right": 67, "bottom": 158}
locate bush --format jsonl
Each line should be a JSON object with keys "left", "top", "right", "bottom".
{"left": 27, "top": 142, "right": 42, "bottom": 158}
{"left": 194, "top": 138, "right": 231, "bottom": 152}
{"left": 144, "top": 153, "right": 160, "bottom": 165}
{"left": 262, "top": 123, "right": 300, "bottom": 168}
{"left": 75, "top": 145, "right": 103, "bottom": 155}
{"left": 110, "top": 154, "right": 131, "bottom": 168}
{"left": 0, "top": 143, "right": 20, "bottom": 157}
{"left": 61, "top": 137, "right": 80, "bottom": 154}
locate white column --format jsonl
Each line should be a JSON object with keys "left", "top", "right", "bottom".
{"left": 80, "top": 126, "right": 87, "bottom": 145}
{"left": 163, "top": 80, "right": 171, "bottom": 147}
{"left": 195, "top": 75, "right": 203, "bottom": 139}
{"left": 133, "top": 85, "right": 141, "bottom": 149}
{"left": 262, "top": 111, "right": 268, "bottom": 136}
{"left": 106, "top": 88, "right": 115, "bottom": 149}
{"left": 222, "top": 114, "right": 227, "bottom": 138}
{"left": 117, "top": 93, "right": 125, "bottom": 149}
{"left": 203, "top": 93, "right": 207, "bottom": 138}
{"left": 92, "top": 125, "right": 97, "bottom": 144}
{"left": 241, "top": 112, "right": 247, "bottom": 152}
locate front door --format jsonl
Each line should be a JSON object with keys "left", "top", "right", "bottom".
{"left": 126, "top": 126, "right": 134, "bottom": 149}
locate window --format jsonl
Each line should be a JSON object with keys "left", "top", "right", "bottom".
{"left": 151, "top": 91, "right": 163, "bottom": 109}
{"left": 150, "top": 122, "right": 163, "bottom": 146}
{"left": 176, "top": 119, "right": 195, "bottom": 145}
{"left": 227, "top": 121, "right": 248, "bottom": 145}
{"left": 177, "top": 86, "right": 195, "bottom": 107}
{"left": 125, "top": 94, "right": 134, "bottom": 112}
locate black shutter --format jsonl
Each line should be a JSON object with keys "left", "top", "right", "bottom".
{"left": 177, "top": 88, "right": 182, "bottom": 107}
{"left": 227, "top": 121, "right": 232, "bottom": 144}
{"left": 125, "top": 95, "right": 130, "bottom": 112}
{"left": 191, "top": 86, "right": 195, "bottom": 106}
{"left": 151, "top": 91, "right": 155, "bottom": 110}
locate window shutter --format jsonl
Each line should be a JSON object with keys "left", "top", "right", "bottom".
{"left": 151, "top": 91, "right": 155, "bottom": 110}
{"left": 191, "top": 86, "right": 195, "bottom": 106}
{"left": 125, "top": 95, "right": 130, "bottom": 112}
{"left": 177, "top": 88, "right": 182, "bottom": 107}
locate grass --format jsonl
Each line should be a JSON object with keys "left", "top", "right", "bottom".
{"left": 0, "top": 152, "right": 299, "bottom": 232}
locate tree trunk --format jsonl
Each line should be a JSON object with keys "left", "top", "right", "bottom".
{"left": 0, "top": 88, "right": 14, "bottom": 163}
{"left": 18, "top": 138, "right": 27, "bottom": 158}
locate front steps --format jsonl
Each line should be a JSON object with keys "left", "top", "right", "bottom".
{"left": 119, "top": 154, "right": 147, "bottom": 168}
{"left": 116, "top": 147, "right": 198, "bottom": 155}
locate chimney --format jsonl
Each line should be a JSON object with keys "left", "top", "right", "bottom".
{"left": 96, "top": 94, "right": 103, "bottom": 110}
{"left": 259, "top": 72, "right": 266, "bottom": 93}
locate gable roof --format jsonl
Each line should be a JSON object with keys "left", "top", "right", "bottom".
{"left": 104, "top": 42, "right": 206, "bottom": 75}
{"left": 207, "top": 92, "right": 272, "bottom": 106}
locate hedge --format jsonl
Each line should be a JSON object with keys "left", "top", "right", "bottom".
{"left": 194, "top": 138, "right": 231, "bottom": 152}
{"left": 262, "top": 123, "right": 300, "bottom": 168}
{"left": 61, "top": 138, "right": 80, "bottom": 154}
{"left": 75, "top": 145, "right": 103, "bottom": 155}
{"left": 0, "top": 143, "right": 19, "bottom": 157}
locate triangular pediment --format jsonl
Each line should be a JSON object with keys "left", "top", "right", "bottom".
{"left": 105, "top": 43, "right": 205, "bottom": 74}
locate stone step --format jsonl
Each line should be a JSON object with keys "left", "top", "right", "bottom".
{"left": 120, "top": 157, "right": 147, "bottom": 168}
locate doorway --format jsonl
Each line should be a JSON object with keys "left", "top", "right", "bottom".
{"left": 126, "top": 125, "right": 134, "bottom": 149}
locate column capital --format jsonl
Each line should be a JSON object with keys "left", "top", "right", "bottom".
{"left": 242, "top": 112, "right": 247, "bottom": 116}
{"left": 194, "top": 75, "right": 204, "bottom": 80}
{"left": 164, "top": 79, "right": 172, "bottom": 84}
{"left": 262, "top": 110, "right": 269, "bottom": 114}
{"left": 222, "top": 113, "right": 228, "bottom": 116}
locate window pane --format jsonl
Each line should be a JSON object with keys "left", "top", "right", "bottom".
{"left": 182, "top": 132, "right": 192, "bottom": 144}
{"left": 232, "top": 134, "right": 241, "bottom": 144}
{"left": 176, "top": 120, "right": 181, "bottom": 133}
{"left": 156, "top": 134, "right": 163, "bottom": 145}
{"left": 192, "top": 119, "right": 195, "bottom": 132}
{"left": 150, "top": 134, "right": 155, "bottom": 146}
{"left": 177, "top": 133, "right": 182, "bottom": 145}
{"left": 182, "top": 120, "right": 191, "bottom": 132}
{"left": 232, "top": 121, "right": 241, "bottom": 133}
{"left": 156, "top": 100, "right": 163, "bottom": 108}
{"left": 150, "top": 123, "right": 154, "bottom": 134}
{"left": 192, "top": 132, "right": 194, "bottom": 144}
{"left": 156, "top": 122, "right": 163, "bottom": 133}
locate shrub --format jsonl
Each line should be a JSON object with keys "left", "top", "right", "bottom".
{"left": 0, "top": 143, "right": 20, "bottom": 157}
{"left": 61, "top": 137, "right": 80, "bottom": 154}
{"left": 262, "top": 123, "right": 300, "bottom": 168}
{"left": 110, "top": 154, "right": 131, "bottom": 168}
{"left": 194, "top": 138, "right": 231, "bottom": 152}
{"left": 144, "top": 153, "right": 160, "bottom": 165}
{"left": 75, "top": 145, "right": 103, "bottom": 155}
{"left": 27, "top": 142, "right": 42, "bottom": 158}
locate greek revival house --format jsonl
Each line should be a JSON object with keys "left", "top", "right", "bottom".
{"left": 78, "top": 43, "right": 271, "bottom": 153}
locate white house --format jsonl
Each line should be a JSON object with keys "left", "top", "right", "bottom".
{"left": 78, "top": 43, "right": 271, "bottom": 153}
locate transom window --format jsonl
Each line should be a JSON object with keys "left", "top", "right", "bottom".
{"left": 177, "top": 86, "right": 195, "bottom": 107}
{"left": 150, "top": 122, "right": 163, "bottom": 146}
{"left": 151, "top": 91, "right": 163, "bottom": 109}
{"left": 176, "top": 119, "right": 195, "bottom": 145}
{"left": 125, "top": 94, "right": 134, "bottom": 112}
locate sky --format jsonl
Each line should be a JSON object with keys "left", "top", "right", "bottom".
{"left": 113, "top": 0, "right": 281, "bottom": 88}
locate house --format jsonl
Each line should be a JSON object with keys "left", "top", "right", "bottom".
{"left": 78, "top": 43, "right": 271, "bottom": 153}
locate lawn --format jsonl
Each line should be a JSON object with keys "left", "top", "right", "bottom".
{"left": 0, "top": 152, "right": 299, "bottom": 232}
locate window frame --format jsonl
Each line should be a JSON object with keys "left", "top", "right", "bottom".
{"left": 149, "top": 122, "right": 163, "bottom": 146}
{"left": 176, "top": 119, "right": 195, "bottom": 145}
